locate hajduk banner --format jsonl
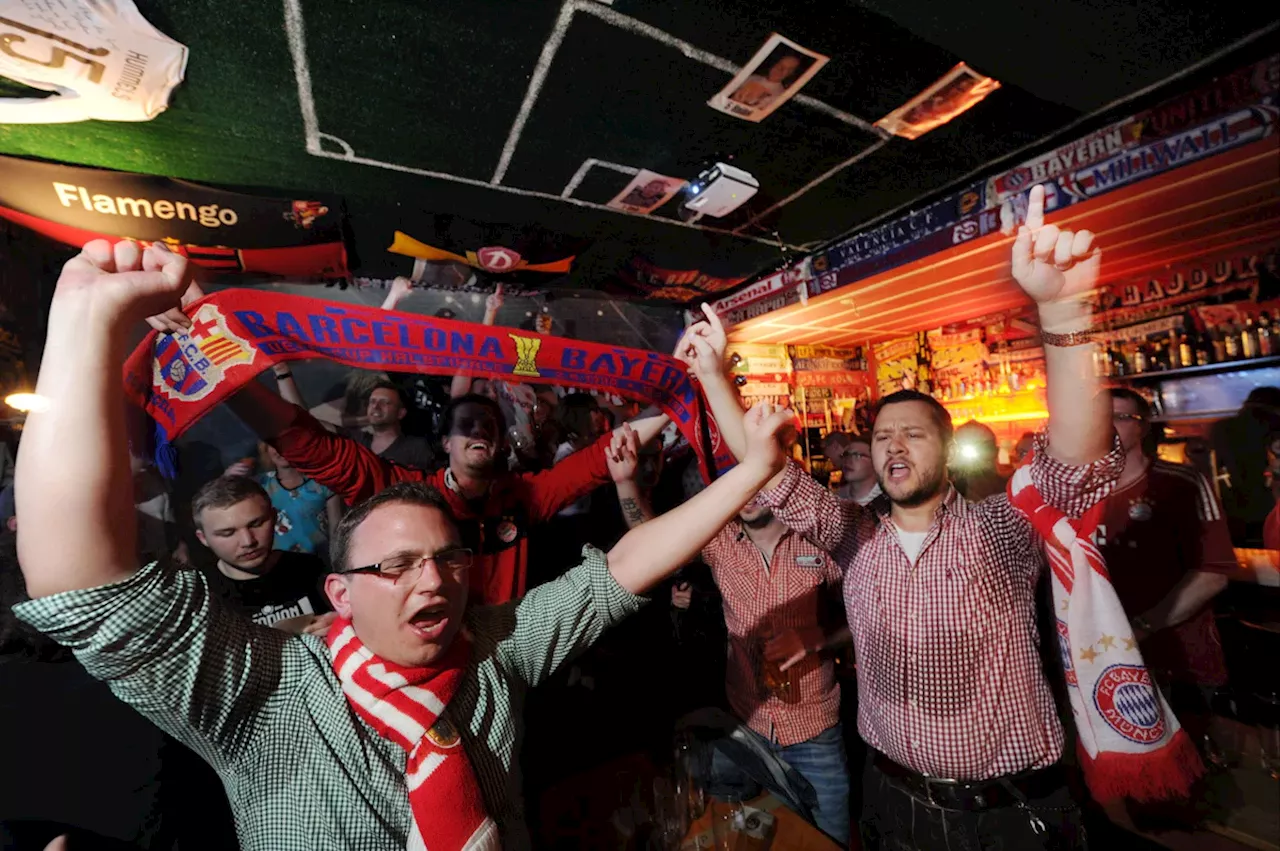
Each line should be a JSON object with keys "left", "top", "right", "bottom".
{"left": 0, "top": 155, "right": 348, "bottom": 278}
{"left": 122, "top": 290, "right": 733, "bottom": 479}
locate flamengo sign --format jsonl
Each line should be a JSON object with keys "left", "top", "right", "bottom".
{"left": 54, "top": 181, "right": 239, "bottom": 227}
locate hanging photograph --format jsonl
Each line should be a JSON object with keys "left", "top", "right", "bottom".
{"left": 875, "top": 62, "right": 1001, "bottom": 140}
{"left": 607, "top": 170, "right": 688, "bottom": 214}
{"left": 707, "top": 33, "right": 829, "bottom": 123}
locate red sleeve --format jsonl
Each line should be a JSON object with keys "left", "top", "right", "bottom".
{"left": 1265, "top": 503, "right": 1280, "bottom": 552}
{"left": 522, "top": 432, "right": 613, "bottom": 524}
{"left": 1193, "top": 472, "right": 1237, "bottom": 573}
{"left": 269, "top": 409, "right": 426, "bottom": 506}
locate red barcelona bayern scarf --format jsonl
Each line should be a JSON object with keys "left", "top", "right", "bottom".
{"left": 326, "top": 617, "right": 499, "bottom": 850}
{"left": 121, "top": 289, "right": 732, "bottom": 480}
{"left": 1008, "top": 459, "right": 1203, "bottom": 803}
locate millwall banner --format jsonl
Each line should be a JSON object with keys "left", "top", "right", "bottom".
{"left": 0, "top": 155, "right": 348, "bottom": 277}
{"left": 122, "top": 290, "right": 733, "bottom": 479}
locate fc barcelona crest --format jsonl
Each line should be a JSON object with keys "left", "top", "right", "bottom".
{"left": 153, "top": 304, "right": 256, "bottom": 403}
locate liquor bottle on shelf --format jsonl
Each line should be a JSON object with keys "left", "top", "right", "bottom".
{"left": 1210, "top": 326, "right": 1227, "bottom": 363}
{"left": 1241, "top": 316, "right": 1260, "bottom": 359}
{"left": 1151, "top": 341, "right": 1168, "bottom": 371}
{"left": 1259, "top": 312, "right": 1274, "bottom": 357}
{"left": 1223, "top": 321, "right": 1241, "bottom": 360}
{"left": 1176, "top": 329, "right": 1193, "bottom": 369}
{"left": 1108, "top": 342, "right": 1128, "bottom": 377}
{"left": 1133, "top": 342, "right": 1149, "bottom": 374}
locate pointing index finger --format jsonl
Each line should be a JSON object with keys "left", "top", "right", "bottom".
{"left": 1026, "top": 185, "right": 1046, "bottom": 233}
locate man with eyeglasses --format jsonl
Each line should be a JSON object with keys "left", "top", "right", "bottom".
{"left": 835, "top": 435, "right": 881, "bottom": 506}
{"left": 12, "top": 240, "right": 799, "bottom": 850}
{"left": 1099, "top": 389, "right": 1232, "bottom": 771}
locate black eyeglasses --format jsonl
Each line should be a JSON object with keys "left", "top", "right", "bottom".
{"left": 1112, "top": 413, "right": 1146, "bottom": 423}
{"left": 343, "top": 548, "right": 474, "bottom": 582}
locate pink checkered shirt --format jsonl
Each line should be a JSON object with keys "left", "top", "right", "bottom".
{"left": 702, "top": 523, "right": 843, "bottom": 746}
{"left": 757, "top": 436, "right": 1123, "bottom": 780}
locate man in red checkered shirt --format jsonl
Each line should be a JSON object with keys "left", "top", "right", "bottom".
{"left": 696, "top": 493, "right": 852, "bottom": 845}
{"left": 679, "top": 186, "right": 1122, "bottom": 850}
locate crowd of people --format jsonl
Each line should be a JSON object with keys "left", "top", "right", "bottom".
{"left": 0, "top": 186, "right": 1269, "bottom": 851}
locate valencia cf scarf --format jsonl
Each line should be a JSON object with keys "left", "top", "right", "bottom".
{"left": 326, "top": 618, "right": 499, "bottom": 850}
{"left": 1008, "top": 461, "right": 1204, "bottom": 803}
{"left": 121, "top": 289, "right": 733, "bottom": 480}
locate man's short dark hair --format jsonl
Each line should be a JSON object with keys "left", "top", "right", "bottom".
{"left": 368, "top": 380, "right": 408, "bottom": 408}
{"left": 191, "top": 475, "right": 271, "bottom": 526}
{"left": 439, "top": 393, "right": 507, "bottom": 437}
{"left": 558, "top": 392, "right": 600, "bottom": 443}
{"left": 329, "top": 482, "right": 455, "bottom": 572}
{"left": 874, "top": 389, "right": 954, "bottom": 441}
{"left": 1108, "top": 387, "right": 1151, "bottom": 419}
{"left": 1246, "top": 386, "right": 1280, "bottom": 409}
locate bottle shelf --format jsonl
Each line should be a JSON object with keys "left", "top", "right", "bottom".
{"left": 1109, "top": 355, "right": 1280, "bottom": 384}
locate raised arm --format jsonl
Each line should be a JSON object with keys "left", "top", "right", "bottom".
{"left": 270, "top": 361, "right": 308, "bottom": 409}
{"left": 607, "top": 403, "right": 792, "bottom": 594}
{"left": 675, "top": 306, "right": 748, "bottom": 463}
{"left": 522, "top": 411, "right": 668, "bottom": 524}
{"left": 450, "top": 285, "right": 504, "bottom": 398}
{"left": 1014, "top": 185, "right": 1110, "bottom": 466}
{"left": 17, "top": 240, "right": 191, "bottom": 597}
{"left": 606, "top": 426, "right": 655, "bottom": 530}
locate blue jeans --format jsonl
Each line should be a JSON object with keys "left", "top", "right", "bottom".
{"left": 709, "top": 722, "right": 851, "bottom": 847}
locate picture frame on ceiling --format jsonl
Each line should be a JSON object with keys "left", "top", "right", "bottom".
{"left": 875, "top": 62, "right": 1001, "bottom": 140}
{"left": 607, "top": 170, "right": 688, "bottom": 215}
{"left": 707, "top": 33, "right": 829, "bottom": 123}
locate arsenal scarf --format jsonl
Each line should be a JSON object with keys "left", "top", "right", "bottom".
{"left": 327, "top": 618, "right": 499, "bottom": 850}
{"left": 1008, "top": 460, "right": 1204, "bottom": 803}
{"left": 121, "top": 289, "right": 732, "bottom": 480}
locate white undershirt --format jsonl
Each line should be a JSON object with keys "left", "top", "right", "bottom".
{"left": 894, "top": 525, "right": 928, "bottom": 565}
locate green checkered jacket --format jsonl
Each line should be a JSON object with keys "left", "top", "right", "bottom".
{"left": 16, "top": 546, "right": 642, "bottom": 850}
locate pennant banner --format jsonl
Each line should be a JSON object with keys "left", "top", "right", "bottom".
{"left": 122, "top": 290, "right": 732, "bottom": 479}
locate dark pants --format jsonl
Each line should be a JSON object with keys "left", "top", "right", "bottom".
{"left": 858, "top": 756, "right": 1087, "bottom": 851}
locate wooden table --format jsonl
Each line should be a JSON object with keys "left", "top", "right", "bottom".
{"left": 680, "top": 793, "right": 842, "bottom": 851}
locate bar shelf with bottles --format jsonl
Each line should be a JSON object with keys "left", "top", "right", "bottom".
{"left": 917, "top": 336, "right": 1051, "bottom": 427}
{"left": 1100, "top": 308, "right": 1279, "bottom": 383}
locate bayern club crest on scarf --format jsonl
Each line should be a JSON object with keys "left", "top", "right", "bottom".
{"left": 1008, "top": 459, "right": 1203, "bottom": 803}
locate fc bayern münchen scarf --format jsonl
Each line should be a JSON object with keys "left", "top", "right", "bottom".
{"left": 121, "top": 289, "right": 732, "bottom": 479}
{"left": 326, "top": 618, "right": 499, "bottom": 851}
{"left": 1008, "top": 460, "right": 1204, "bottom": 803}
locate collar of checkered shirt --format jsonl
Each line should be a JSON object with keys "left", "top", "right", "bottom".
{"left": 870, "top": 482, "right": 969, "bottom": 523}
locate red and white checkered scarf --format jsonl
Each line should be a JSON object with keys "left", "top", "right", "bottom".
{"left": 327, "top": 618, "right": 499, "bottom": 850}
{"left": 1008, "top": 460, "right": 1203, "bottom": 803}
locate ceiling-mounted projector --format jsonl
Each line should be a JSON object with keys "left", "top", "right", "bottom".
{"left": 682, "top": 163, "right": 758, "bottom": 218}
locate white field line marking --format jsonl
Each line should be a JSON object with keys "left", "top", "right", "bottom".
{"left": 283, "top": 0, "right": 320, "bottom": 151}
{"left": 493, "top": 0, "right": 880, "bottom": 185}
{"left": 733, "top": 139, "right": 887, "bottom": 233}
{"left": 309, "top": 148, "right": 801, "bottom": 249}
{"left": 561, "top": 158, "right": 639, "bottom": 197}
{"left": 282, "top": 0, "right": 808, "bottom": 248}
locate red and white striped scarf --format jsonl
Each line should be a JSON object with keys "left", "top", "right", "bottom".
{"left": 326, "top": 618, "right": 499, "bottom": 850}
{"left": 1008, "top": 460, "right": 1203, "bottom": 803}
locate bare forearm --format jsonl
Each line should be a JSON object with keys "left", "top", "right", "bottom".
{"left": 271, "top": 364, "right": 307, "bottom": 408}
{"left": 1142, "top": 571, "right": 1229, "bottom": 631}
{"left": 697, "top": 369, "right": 749, "bottom": 462}
{"left": 624, "top": 413, "right": 670, "bottom": 448}
{"left": 17, "top": 320, "right": 136, "bottom": 596}
{"left": 615, "top": 480, "right": 654, "bottom": 530}
{"left": 608, "top": 461, "right": 772, "bottom": 594}
{"left": 1040, "top": 299, "right": 1111, "bottom": 464}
